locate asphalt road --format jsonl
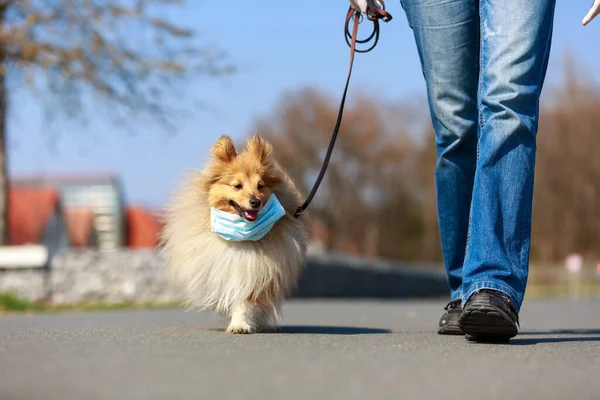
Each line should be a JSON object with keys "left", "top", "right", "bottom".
{"left": 1, "top": 298, "right": 600, "bottom": 400}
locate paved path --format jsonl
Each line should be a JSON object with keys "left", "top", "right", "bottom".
{"left": 1, "top": 298, "right": 600, "bottom": 400}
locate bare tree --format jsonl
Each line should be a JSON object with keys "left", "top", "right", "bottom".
{"left": 253, "top": 52, "right": 600, "bottom": 264}
{"left": 253, "top": 87, "right": 427, "bottom": 259}
{"left": 532, "top": 54, "right": 600, "bottom": 262}
{"left": 0, "top": 0, "right": 234, "bottom": 245}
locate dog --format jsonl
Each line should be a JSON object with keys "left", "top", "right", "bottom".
{"left": 160, "top": 134, "right": 310, "bottom": 333}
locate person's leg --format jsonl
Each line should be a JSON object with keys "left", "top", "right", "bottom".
{"left": 399, "top": 0, "right": 479, "bottom": 333}
{"left": 459, "top": 0, "right": 556, "bottom": 341}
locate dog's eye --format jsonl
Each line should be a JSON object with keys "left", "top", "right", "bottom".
{"left": 233, "top": 183, "right": 242, "bottom": 190}
{"left": 257, "top": 183, "right": 264, "bottom": 190}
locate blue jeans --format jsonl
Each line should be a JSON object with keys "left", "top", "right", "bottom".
{"left": 400, "top": 0, "right": 556, "bottom": 312}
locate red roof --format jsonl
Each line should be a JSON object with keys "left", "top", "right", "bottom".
{"left": 9, "top": 187, "right": 60, "bottom": 245}
{"left": 65, "top": 208, "right": 95, "bottom": 247}
{"left": 126, "top": 206, "right": 162, "bottom": 248}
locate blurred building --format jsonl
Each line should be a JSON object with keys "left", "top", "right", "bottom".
{"left": 12, "top": 174, "right": 127, "bottom": 251}
{"left": 64, "top": 208, "right": 97, "bottom": 248}
{"left": 8, "top": 187, "right": 71, "bottom": 254}
{"left": 125, "top": 206, "right": 163, "bottom": 249}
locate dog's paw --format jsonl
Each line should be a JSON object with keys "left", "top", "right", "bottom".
{"left": 226, "top": 323, "right": 254, "bottom": 334}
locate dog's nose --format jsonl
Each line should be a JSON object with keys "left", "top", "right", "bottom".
{"left": 249, "top": 197, "right": 261, "bottom": 209}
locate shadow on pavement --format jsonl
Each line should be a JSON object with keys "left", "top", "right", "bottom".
{"left": 510, "top": 336, "right": 600, "bottom": 345}
{"left": 274, "top": 326, "right": 391, "bottom": 335}
{"left": 206, "top": 326, "right": 391, "bottom": 334}
{"left": 510, "top": 329, "right": 600, "bottom": 345}
{"left": 517, "top": 329, "right": 600, "bottom": 335}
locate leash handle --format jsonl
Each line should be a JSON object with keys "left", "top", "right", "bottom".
{"left": 294, "top": 3, "right": 391, "bottom": 218}
{"left": 365, "top": 0, "right": 393, "bottom": 22}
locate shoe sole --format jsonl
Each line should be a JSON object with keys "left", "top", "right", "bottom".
{"left": 459, "top": 299, "right": 518, "bottom": 342}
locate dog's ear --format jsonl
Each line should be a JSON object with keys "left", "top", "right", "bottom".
{"left": 246, "top": 134, "right": 273, "bottom": 165}
{"left": 212, "top": 135, "right": 237, "bottom": 163}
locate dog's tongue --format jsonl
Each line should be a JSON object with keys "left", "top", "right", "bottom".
{"left": 243, "top": 210, "right": 259, "bottom": 222}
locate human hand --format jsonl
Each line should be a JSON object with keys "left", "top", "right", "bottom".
{"left": 349, "top": 0, "right": 368, "bottom": 13}
{"left": 582, "top": 0, "right": 600, "bottom": 25}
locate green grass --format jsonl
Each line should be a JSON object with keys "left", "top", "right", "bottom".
{"left": 0, "top": 292, "right": 45, "bottom": 313}
{"left": 0, "top": 291, "right": 182, "bottom": 314}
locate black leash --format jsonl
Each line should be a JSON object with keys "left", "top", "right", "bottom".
{"left": 294, "top": 1, "right": 392, "bottom": 218}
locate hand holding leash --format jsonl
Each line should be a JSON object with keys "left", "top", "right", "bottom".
{"left": 349, "top": 0, "right": 368, "bottom": 13}
{"left": 583, "top": 0, "right": 600, "bottom": 25}
{"left": 348, "top": 0, "right": 391, "bottom": 21}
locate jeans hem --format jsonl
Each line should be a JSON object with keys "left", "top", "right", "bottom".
{"left": 451, "top": 291, "right": 463, "bottom": 302}
{"left": 462, "top": 281, "right": 522, "bottom": 312}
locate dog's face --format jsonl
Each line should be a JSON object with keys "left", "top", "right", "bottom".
{"left": 204, "top": 135, "right": 282, "bottom": 221}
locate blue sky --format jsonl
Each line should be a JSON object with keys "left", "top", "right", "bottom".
{"left": 9, "top": 1, "right": 600, "bottom": 208}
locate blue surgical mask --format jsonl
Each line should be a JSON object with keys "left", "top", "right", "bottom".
{"left": 210, "top": 194, "right": 287, "bottom": 242}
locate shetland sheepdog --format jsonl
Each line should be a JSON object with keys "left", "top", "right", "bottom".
{"left": 160, "top": 134, "right": 310, "bottom": 333}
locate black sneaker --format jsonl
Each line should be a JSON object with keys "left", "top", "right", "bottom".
{"left": 459, "top": 289, "right": 519, "bottom": 342}
{"left": 437, "top": 299, "right": 464, "bottom": 335}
